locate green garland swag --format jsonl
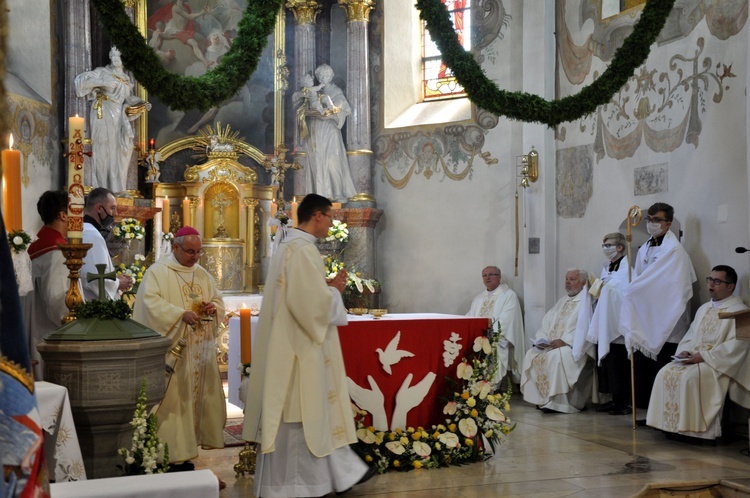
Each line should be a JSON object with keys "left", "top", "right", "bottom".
{"left": 416, "top": 0, "right": 676, "bottom": 127}
{"left": 89, "top": 0, "right": 283, "bottom": 111}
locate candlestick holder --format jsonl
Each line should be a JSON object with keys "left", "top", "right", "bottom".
{"left": 58, "top": 242, "right": 93, "bottom": 324}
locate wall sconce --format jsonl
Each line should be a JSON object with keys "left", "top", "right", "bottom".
{"left": 516, "top": 146, "right": 539, "bottom": 188}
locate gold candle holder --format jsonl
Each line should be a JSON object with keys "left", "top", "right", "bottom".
{"left": 58, "top": 241, "right": 92, "bottom": 324}
{"left": 234, "top": 442, "right": 257, "bottom": 477}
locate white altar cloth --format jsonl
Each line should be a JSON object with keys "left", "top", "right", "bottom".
{"left": 221, "top": 294, "right": 262, "bottom": 314}
{"left": 50, "top": 469, "right": 219, "bottom": 498}
{"left": 35, "top": 381, "right": 86, "bottom": 482}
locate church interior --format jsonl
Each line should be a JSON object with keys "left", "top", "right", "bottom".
{"left": 4, "top": 0, "right": 750, "bottom": 495}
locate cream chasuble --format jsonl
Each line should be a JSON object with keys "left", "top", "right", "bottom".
{"left": 467, "top": 284, "right": 526, "bottom": 383}
{"left": 133, "top": 253, "right": 226, "bottom": 462}
{"left": 521, "top": 292, "right": 592, "bottom": 413}
{"left": 243, "top": 229, "right": 356, "bottom": 458}
{"left": 646, "top": 296, "right": 749, "bottom": 438}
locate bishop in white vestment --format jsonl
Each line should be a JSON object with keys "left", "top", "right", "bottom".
{"left": 467, "top": 266, "right": 525, "bottom": 384}
{"left": 647, "top": 265, "right": 750, "bottom": 440}
{"left": 133, "top": 227, "right": 226, "bottom": 464}
{"left": 521, "top": 269, "right": 593, "bottom": 413}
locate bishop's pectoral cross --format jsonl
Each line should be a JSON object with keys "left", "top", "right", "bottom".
{"left": 87, "top": 263, "right": 117, "bottom": 302}
{"left": 211, "top": 193, "right": 232, "bottom": 238}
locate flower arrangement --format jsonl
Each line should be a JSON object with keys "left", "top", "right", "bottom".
{"left": 323, "top": 255, "right": 377, "bottom": 294}
{"left": 325, "top": 220, "right": 349, "bottom": 243}
{"left": 240, "top": 363, "right": 252, "bottom": 378}
{"left": 8, "top": 229, "right": 31, "bottom": 254}
{"left": 117, "top": 378, "right": 169, "bottom": 475}
{"left": 353, "top": 323, "right": 514, "bottom": 473}
{"left": 113, "top": 218, "right": 145, "bottom": 241}
{"left": 117, "top": 254, "right": 147, "bottom": 293}
{"left": 162, "top": 231, "right": 174, "bottom": 243}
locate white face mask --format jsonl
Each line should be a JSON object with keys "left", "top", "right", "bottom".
{"left": 603, "top": 246, "right": 619, "bottom": 260}
{"left": 646, "top": 222, "right": 663, "bottom": 236}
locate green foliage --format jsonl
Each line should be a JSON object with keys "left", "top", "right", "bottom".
{"left": 89, "top": 0, "right": 283, "bottom": 111}
{"left": 416, "top": 0, "right": 676, "bottom": 126}
{"left": 76, "top": 298, "right": 133, "bottom": 320}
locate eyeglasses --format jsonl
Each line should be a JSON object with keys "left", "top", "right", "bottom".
{"left": 319, "top": 211, "right": 333, "bottom": 219}
{"left": 706, "top": 277, "right": 730, "bottom": 286}
{"left": 178, "top": 245, "right": 205, "bottom": 257}
{"left": 602, "top": 243, "right": 615, "bottom": 248}
{"left": 646, "top": 216, "right": 667, "bottom": 223}
{"left": 482, "top": 273, "right": 500, "bottom": 278}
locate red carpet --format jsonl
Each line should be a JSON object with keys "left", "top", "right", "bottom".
{"left": 224, "top": 418, "right": 245, "bottom": 447}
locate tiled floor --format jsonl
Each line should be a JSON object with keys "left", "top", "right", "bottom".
{"left": 197, "top": 393, "right": 750, "bottom": 497}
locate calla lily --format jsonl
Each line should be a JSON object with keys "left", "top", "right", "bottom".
{"left": 458, "top": 418, "right": 478, "bottom": 437}
{"left": 385, "top": 441, "right": 406, "bottom": 455}
{"left": 412, "top": 441, "right": 431, "bottom": 457}
{"left": 443, "top": 401, "right": 457, "bottom": 415}
{"left": 473, "top": 336, "right": 492, "bottom": 354}
{"left": 357, "top": 428, "right": 377, "bottom": 444}
{"left": 457, "top": 361, "right": 473, "bottom": 380}
{"left": 438, "top": 432, "right": 460, "bottom": 448}
{"left": 486, "top": 404, "right": 506, "bottom": 422}
{"left": 471, "top": 380, "right": 492, "bottom": 399}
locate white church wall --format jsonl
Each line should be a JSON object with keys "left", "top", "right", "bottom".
{"left": 553, "top": 1, "right": 750, "bottom": 309}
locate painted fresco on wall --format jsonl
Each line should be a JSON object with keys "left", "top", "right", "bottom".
{"left": 634, "top": 163, "right": 668, "bottom": 196}
{"left": 144, "top": 0, "right": 276, "bottom": 154}
{"left": 556, "top": 145, "right": 593, "bottom": 218}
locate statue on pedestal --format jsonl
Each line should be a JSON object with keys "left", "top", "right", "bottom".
{"left": 292, "top": 64, "right": 356, "bottom": 203}
{"left": 145, "top": 150, "right": 161, "bottom": 183}
{"left": 75, "top": 46, "right": 151, "bottom": 193}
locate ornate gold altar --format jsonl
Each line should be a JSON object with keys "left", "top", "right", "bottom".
{"left": 153, "top": 125, "right": 275, "bottom": 293}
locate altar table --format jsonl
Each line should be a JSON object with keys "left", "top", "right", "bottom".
{"left": 50, "top": 469, "right": 219, "bottom": 498}
{"left": 35, "top": 381, "right": 86, "bottom": 482}
{"left": 339, "top": 313, "right": 489, "bottom": 429}
{"left": 230, "top": 313, "right": 489, "bottom": 430}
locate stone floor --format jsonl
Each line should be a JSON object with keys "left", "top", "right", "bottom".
{"left": 197, "top": 393, "right": 750, "bottom": 497}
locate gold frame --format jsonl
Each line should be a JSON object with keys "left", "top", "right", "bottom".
{"left": 132, "top": 2, "right": 287, "bottom": 157}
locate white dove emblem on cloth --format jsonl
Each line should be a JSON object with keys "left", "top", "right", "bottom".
{"left": 376, "top": 331, "right": 415, "bottom": 375}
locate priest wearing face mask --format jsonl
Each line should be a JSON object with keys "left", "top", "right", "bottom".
{"left": 586, "top": 232, "right": 632, "bottom": 415}
{"left": 81, "top": 187, "right": 133, "bottom": 300}
{"left": 619, "top": 202, "right": 696, "bottom": 418}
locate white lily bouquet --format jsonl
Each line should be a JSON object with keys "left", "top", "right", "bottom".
{"left": 113, "top": 218, "right": 146, "bottom": 241}
{"left": 8, "top": 229, "right": 32, "bottom": 295}
{"left": 118, "top": 379, "right": 169, "bottom": 475}
{"left": 325, "top": 220, "right": 349, "bottom": 243}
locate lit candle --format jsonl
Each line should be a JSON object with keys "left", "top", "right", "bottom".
{"left": 66, "top": 115, "right": 86, "bottom": 240}
{"left": 149, "top": 138, "right": 156, "bottom": 150}
{"left": 240, "top": 305, "right": 252, "bottom": 364}
{"left": 2, "top": 134, "right": 22, "bottom": 232}
{"left": 291, "top": 200, "right": 298, "bottom": 227}
{"left": 162, "top": 196, "right": 170, "bottom": 233}
{"left": 182, "top": 197, "right": 190, "bottom": 227}
{"left": 269, "top": 200, "right": 278, "bottom": 235}
{"left": 332, "top": 202, "right": 342, "bottom": 210}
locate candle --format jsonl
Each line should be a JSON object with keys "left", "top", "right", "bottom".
{"left": 2, "top": 134, "right": 22, "bottom": 232}
{"left": 240, "top": 305, "right": 252, "bottom": 364}
{"left": 154, "top": 197, "right": 163, "bottom": 261}
{"left": 269, "top": 200, "right": 278, "bottom": 235}
{"left": 162, "top": 196, "right": 170, "bottom": 233}
{"left": 149, "top": 138, "right": 156, "bottom": 150}
{"left": 332, "top": 202, "right": 342, "bottom": 210}
{"left": 66, "top": 116, "right": 86, "bottom": 240}
{"left": 182, "top": 197, "right": 190, "bottom": 226}
{"left": 291, "top": 200, "right": 298, "bottom": 227}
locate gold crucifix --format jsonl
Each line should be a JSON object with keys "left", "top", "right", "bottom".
{"left": 262, "top": 144, "right": 301, "bottom": 209}
{"left": 211, "top": 192, "right": 232, "bottom": 238}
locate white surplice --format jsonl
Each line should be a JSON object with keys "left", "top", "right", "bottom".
{"left": 520, "top": 291, "right": 593, "bottom": 413}
{"left": 585, "top": 257, "right": 629, "bottom": 363}
{"left": 81, "top": 222, "right": 119, "bottom": 301}
{"left": 646, "top": 296, "right": 750, "bottom": 439}
{"left": 467, "top": 284, "right": 526, "bottom": 383}
{"left": 620, "top": 231, "right": 696, "bottom": 359}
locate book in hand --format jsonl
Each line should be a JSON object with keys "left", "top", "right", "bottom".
{"left": 533, "top": 338, "right": 551, "bottom": 349}
{"left": 671, "top": 355, "right": 691, "bottom": 362}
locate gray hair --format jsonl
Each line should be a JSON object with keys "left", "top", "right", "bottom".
{"left": 566, "top": 268, "right": 588, "bottom": 282}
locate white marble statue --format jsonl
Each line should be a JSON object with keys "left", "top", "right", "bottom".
{"left": 145, "top": 150, "right": 161, "bottom": 183}
{"left": 293, "top": 64, "right": 356, "bottom": 203}
{"left": 207, "top": 135, "right": 234, "bottom": 153}
{"left": 75, "top": 46, "right": 150, "bottom": 193}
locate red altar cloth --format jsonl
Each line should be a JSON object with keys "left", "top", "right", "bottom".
{"left": 338, "top": 313, "right": 489, "bottom": 430}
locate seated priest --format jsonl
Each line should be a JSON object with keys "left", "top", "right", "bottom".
{"left": 521, "top": 269, "right": 594, "bottom": 414}
{"left": 646, "top": 265, "right": 750, "bottom": 440}
{"left": 466, "top": 266, "right": 526, "bottom": 384}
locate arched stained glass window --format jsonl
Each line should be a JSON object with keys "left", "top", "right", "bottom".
{"left": 422, "top": 0, "right": 471, "bottom": 101}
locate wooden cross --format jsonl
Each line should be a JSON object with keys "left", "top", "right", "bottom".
{"left": 86, "top": 263, "right": 117, "bottom": 302}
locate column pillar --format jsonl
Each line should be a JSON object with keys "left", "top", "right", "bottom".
{"left": 64, "top": 0, "right": 92, "bottom": 184}
{"left": 244, "top": 199, "right": 259, "bottom": 291}
{"left": 338, "top": 0, "right": 375, "bottom": 207}
{"left": 286, "top": 0, "right": 321, "bottom": 197}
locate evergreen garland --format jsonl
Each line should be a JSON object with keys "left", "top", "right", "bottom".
{"left": 76, "top": 299, "right": 133, "bottom": 320}
{"left": 416, "top": 0, "right": 676, "bottom": 126}
{"left": 89, "top": 0, "right": 282, "bottom": 111}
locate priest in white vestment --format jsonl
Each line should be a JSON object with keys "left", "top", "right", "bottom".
{"left": 585, "top": 232, "right": 632, "bottom": 414}
{"left": 23, "top": 191, "right": 79, "bottom": 380}
{"left": 467, "top": 266, "right": 525, "bottom": 384}
{"left": 243, "top": 194, "right": 370, "bottom": 497}
{"left": 647, "top": 265, "right": 750, "bottom": 440}
{"left": 133, "top": 227, "right": 226, "bottom": 465}
{"left": 619, "top": 203, "right": 696, "bottom": 411}
{"left": 521, "top": 269, "right": 594, "bottom": 413}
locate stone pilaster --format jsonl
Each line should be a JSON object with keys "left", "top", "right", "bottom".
{"left": 286, "top": 0, "right": 321, "bottom": 197}
{"left": 338, "top": 0, "right": 375, "bottom": 205}
{"left": 64, "top": 0, "right": 92, "bottom": 184}
{"left": 340, "top": 207, "right": 382, "bottom": 279}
